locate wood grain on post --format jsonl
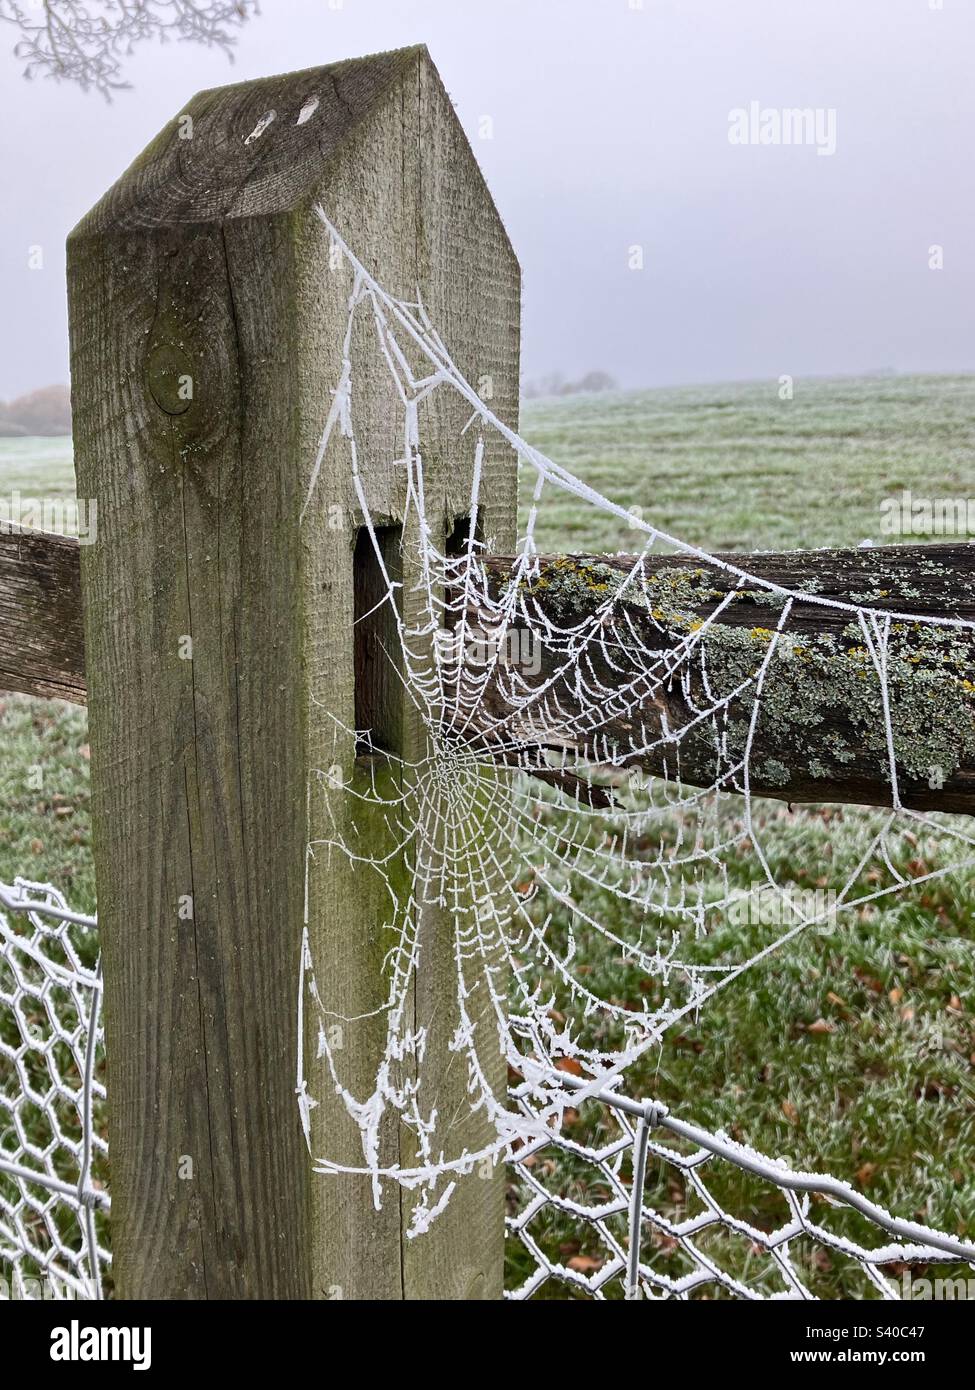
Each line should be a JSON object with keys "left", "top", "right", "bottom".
{"left": 66, "top": 45, "right": 520, "bottom": 1300}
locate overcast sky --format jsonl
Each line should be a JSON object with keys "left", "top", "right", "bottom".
{"left": 1, "top": 0, "right": 972, "bottom": 398}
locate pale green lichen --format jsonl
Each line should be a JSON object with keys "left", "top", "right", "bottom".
{"left": 696, "top": 619, "right": 975, "bottom": 786}
{"left": 757, "top": 758, "right": 793, "bottom": 787}
{"left": 510, "top": 554, "right": 975, "bottom": 789}
{"left": 513, "top": 557, "right": 721, "bottom": 622}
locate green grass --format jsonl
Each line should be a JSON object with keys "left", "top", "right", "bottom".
{"left": 512, "top": 374, "right": 975, "bottom": 1296}
{"left": 507, "top": 792, "right": 975, "bottom": 1297}
{"left": 2, "top": 375, "right": 974, "bottom": 1299}
{"left": 0, "top": 697, "right": 93, "bottom": 912}
{"left": 0, "top": 436, "right": 76, "bottom": 509}
{"left": 519, "top": 373, "right": 975, "bottom": 553}
{"left": 0, "top": 439, "right": 91, "bottom": 905}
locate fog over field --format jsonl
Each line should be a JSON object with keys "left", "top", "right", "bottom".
{"left": 1, "top": 0, "right": 974, "bottom": 400}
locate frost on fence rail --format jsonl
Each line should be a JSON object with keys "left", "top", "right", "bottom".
{"left": 0, "top": 879, "right": 109, "bottom": 1300}
{"left": 299, "top": 209, "right": 975, "bottom": 1235}
{"left": 506, "top": 1086, "right": 975, "bottom": 1300}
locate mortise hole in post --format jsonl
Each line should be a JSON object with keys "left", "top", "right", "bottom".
{"left": 354, "top": 525, "right": 403, "bottom": 758}
{"left": 446, "top": 513, "right": 483, "bottom": 558}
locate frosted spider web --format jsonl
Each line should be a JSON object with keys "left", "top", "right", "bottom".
{"left": 298, "top": 207, "right": 975, "bottom": 1236}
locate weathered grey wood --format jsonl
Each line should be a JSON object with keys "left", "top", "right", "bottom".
{"left": 292, "top": 47, "right": 520, "bottom": 1302}
{"left": 0, "top": 530, "right": 84, "bottom": 702}
{"left": 67, "top": 45, "right": 519, "bottom": 1300}
{"left": 401, "top": 53, "right": 520, "bottom": 1302}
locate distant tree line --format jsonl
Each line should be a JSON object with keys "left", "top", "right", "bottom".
{"left": 522, "top": 370, "right": 617, "bottom": 401}
{"left": 0, "top": 385, "right": 71, "bottom": 437}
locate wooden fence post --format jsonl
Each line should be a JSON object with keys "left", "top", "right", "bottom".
{"left": 67, "top": 45, "right": 520, "bottom": 1300}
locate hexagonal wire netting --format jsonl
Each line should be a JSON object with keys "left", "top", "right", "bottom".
{"left": 505, "top": 1076, "right": 975, "bottom": 1300}
{"left": 2, "top": 878, "right": 973, "bottom": 1301}
{"left": 0, "top": 880, "right": 109, "bottom": 1300}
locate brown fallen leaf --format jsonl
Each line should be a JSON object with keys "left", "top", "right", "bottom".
{"left": 807, "top": 1018, "right": 834, "bottom": 1035}
{"left": 854, "top": 967, "right": 884, "bottom": 994}
{"left": 781, "top": 1099, "right": 799, "bottom": 1123}
{"left": 567, "top": 1254, "right": 604, "bottom": 1273}
{"left": 556, "top": 1056, "right": 583, "bottom": 1077}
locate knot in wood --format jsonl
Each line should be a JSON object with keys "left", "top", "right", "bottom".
{"left": 146, "top": 341, "right": 195, "bottom": 417}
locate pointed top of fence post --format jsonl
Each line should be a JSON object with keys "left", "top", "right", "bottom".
{"left": 70, "top": 43, "right": 451, "bottom": 235}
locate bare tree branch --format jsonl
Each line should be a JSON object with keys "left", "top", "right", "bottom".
{"left": 0, "top": 0, "right": 258, "bottom": 97}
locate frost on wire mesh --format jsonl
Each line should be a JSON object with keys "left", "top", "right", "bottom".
{"left": 507, "top": 1086, "right": 975, "bottom": 1300}
{"left": 297, "top": 209, "right": 975, "bottom": 1247}
{"left": 0, "top": 880, "right": 109, "bottom": 1300}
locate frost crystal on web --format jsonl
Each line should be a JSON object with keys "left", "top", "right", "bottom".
{"left": 297, "top": 208, "right": 975, "bottom": 1235}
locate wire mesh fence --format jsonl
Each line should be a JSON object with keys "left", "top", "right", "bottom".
{"left": 0, "top": 879, "right": 109, "bottom": 1300}
{"left": 506, "top": 1076, "right": 975, "bottom": 1300}
{"left": 2, "top": 877, "right": 972, "bottom": 1302}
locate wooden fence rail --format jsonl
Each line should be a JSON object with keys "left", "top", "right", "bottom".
{"left": 3, "top": 530, "right": 973, "bottom": 815}
{"left": 0, "top": 529, "right": 85, "bottom": 703}
{"left": 469, "top": 545, "right": 975, "bottom": 816}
